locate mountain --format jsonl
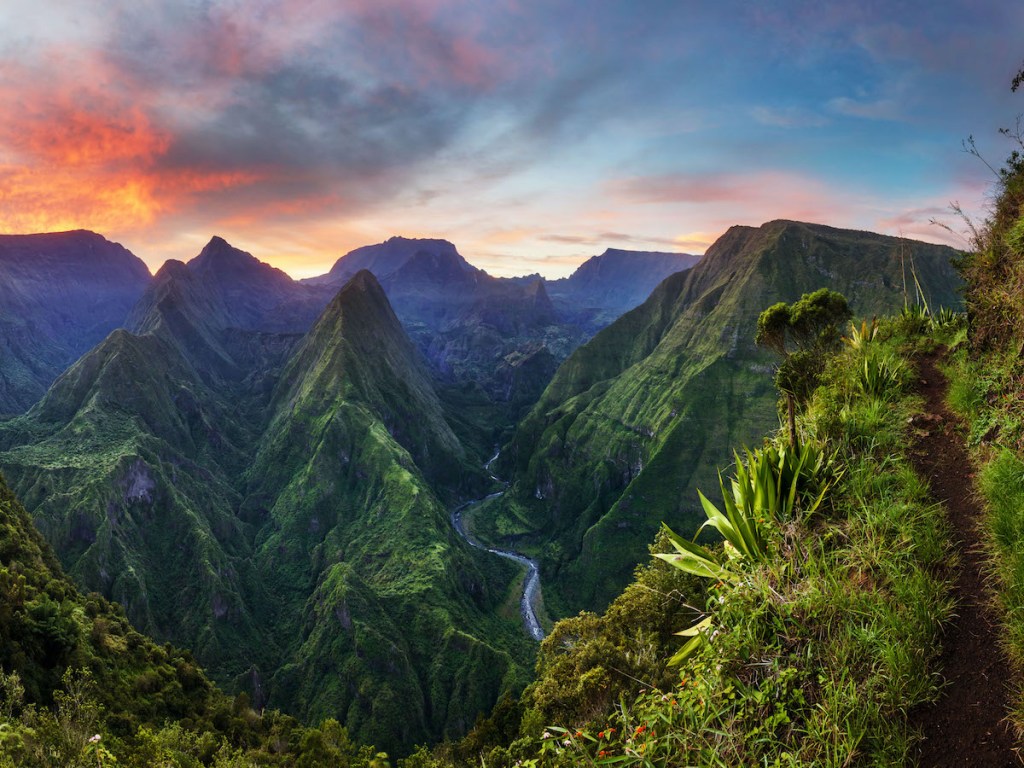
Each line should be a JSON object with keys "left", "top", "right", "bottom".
{"left": 0, "top": 468, "right": 408, "bottom": 765}
{"left": 306, "top": 238, "right": 590, "bottom": 450}
{"left": 174, "top": 235, "right": 332, "bottom": 333}
{"left": 304, "top": 236, "right": 481, "bottom": 287}
{"left": 0, "top": 231, "right": 151, "bottom": 415}
{"left": 494, "top": 220, "right": 963, "bottom": 615}
{"left": 0, "top": 262, "right": 530, "bottom": 754}
{"left": 0, "top": 324, "right": 268, "bottom": 684}
{"left": 547, "top": 248, "right": 701, "bottom": 324}
{"left": 244, "top": 271, "right": 528, "bottom": 749}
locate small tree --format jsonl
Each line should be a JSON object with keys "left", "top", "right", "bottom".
{"left": 755, "top": 288, "right": 851, "bottom": 445}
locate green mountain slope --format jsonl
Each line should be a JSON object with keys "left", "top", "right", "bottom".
{"left": 0, "top": 261, "right": 532, "bottom": 755}
{"left": 245, "top": 271, "right": 529, "bottom": 751}
{"left": 0, "top": 467, "right": 234, "bottom": 734}
{"left": 0, "top": 327, "right": 269, "bottom": 684}
{"left": 501, "top": 220, "right": 962, "bottom": 614}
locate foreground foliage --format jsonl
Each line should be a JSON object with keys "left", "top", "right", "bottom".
{"left": 0, "top": 470, "right": 396, "bottom": 767}
{"left": 406, "top": 317, "right": 954, "bottom": 767}
{"left": 941, "top": 99, "right": 1024, "bottom": 736}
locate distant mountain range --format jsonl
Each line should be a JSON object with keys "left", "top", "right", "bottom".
{"left": 0, "top": 233, "right": 696, "bottom": 422}
{"left": 0, "top": 220, "right": 962, "bottom": 753}
{"left": 547, "top": 248, "right": 702, "bottom": 325}
{"left": 0, "top": 230, "right": 697, "bottom": 752}
{"left": 0, "top": 231, "right": 151, "bottom": 414}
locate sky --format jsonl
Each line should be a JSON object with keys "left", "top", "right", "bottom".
{"left": 0, "top": 1, "right": 1022, "bottom": 279}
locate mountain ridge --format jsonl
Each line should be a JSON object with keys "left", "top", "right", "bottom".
{"left": 496, "top": 219, "right": 964, "bottom": 614}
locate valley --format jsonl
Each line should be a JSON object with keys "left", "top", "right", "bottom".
{"left": 0, "top": 230, "right": 697, "bottom": 754}
{"left": 0, "top": 6, "right": 1015, "bottom": 765}
{"left": 0, "top": 219, "right": 968, "bottom": 763}
{"left": 450, "top": 451, "right": 545, "bottom": 642}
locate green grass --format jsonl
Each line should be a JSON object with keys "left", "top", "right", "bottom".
{"left": 408, "top": 319, "right": 956, "bottom": 767}
{"left": 502, "top": 221, "right": 962, "bottom": 623}
{"left": 951, "top": 442, "right": 1024, "bottom": 732}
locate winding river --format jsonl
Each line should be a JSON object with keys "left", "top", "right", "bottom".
{"left": 451, "top": 451, "right": 545, "bottom": 641}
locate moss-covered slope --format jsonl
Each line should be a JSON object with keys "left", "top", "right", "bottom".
{"left": 246, "top": 271, "right": 531, "bottom": 751}
{"left": 503, "top": 220, "right": 962, "bottom": 615}
{"left": 0, "top": 265, "right": 533, "bottom": 756}
{"left": 0, "top": 468, "right": 232, "bottom": 733}
{"left": 0, "top": 328, "right": 270, "bottom": 686}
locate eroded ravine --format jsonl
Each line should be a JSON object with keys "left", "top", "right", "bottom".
{"left": 451, "top": 451, "right": 545, "bottom": 641}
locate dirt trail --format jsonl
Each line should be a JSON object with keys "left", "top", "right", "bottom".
{"left": 910, "top": 352, "right": 1018, "bottom": 766}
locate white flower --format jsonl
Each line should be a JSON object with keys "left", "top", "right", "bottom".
{"left": 88, "top": 734, "right": 101, "bottom": 743}
{"left": 542, "top": 731, "right": 552, "bottom": 739}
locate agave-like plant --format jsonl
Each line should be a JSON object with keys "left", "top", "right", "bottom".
{"left": 842, "top": 318, "right": 879, "bottom": 351}
{"left": 657, "top": 441, "right": 834, "bottom": 663}
{"left": 929, "top": 306, "right": 964, "bottom": 332}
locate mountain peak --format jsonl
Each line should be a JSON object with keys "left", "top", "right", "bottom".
{"left": 152, "top": 259, "right": 190, "bottom": 281}
{"left": 385, "top": 235, "right": 457, "bottom": 249}
{"left": 329, "top": 269, "right": 394, "bottom": 323}
{"left": 190, "top": 236, "right": 262, "bottom": 273}
{"left": 312, "top": 236, "right": 479, "bottom": 287}
{"left": 341, "top": 268, "right": 384, "bottom": 294}
{"left": 186, "top": 237, "right": 297, "bottom": 295}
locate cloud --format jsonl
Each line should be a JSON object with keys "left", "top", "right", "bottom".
{"left": 752, "top": 105, "right": 829, "bottom": 128}
{"left": 538, "top": 231, "right": 684, "bottom": 248}
{"left": 0, "top": 0, "right": 512, "bottom": 242}
{"left": 0, "top": 50, "right": 265, "bottom": 234}
{"left": 0, "top": 0, "right": 1012, "bottom": 281}
{"left": 827, "top": 95, "right": 906, "bottom": 121}
{"left": 606, "top": 170, "right": 841, "bottom": 216}
{"left": 672, "top": 231, "right": 721, "bottom": 252}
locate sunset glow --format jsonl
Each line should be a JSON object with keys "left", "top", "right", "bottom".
{"left": 0, "top": 1, "right": 1020, "bottom": 277}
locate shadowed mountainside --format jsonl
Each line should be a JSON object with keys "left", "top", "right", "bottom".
{"left": 0, "top": 231, "right": 152, "bottom": 415}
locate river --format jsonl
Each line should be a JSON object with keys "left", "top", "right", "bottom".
{"left": 450, "top": 451, "right": 545, "bottom": 642}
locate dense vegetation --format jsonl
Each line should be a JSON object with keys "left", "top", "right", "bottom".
{"left": 0, "top": 263, "right": 532, "bottom": 755}
{"left": 0, "top": 224, "right": 973, "bottom": 764}
{"left": 493, "top": 220, "right": 961, "bottom": 619}
{"left": 937, "top": 97, "right": 1024, "bottom": 737}
{"left": 0, "top": 469, "right": 398, "bottom": 767}
{"left": 398, "top": 307, "right": 962, "bottom": 766}
{"left": 0, "top": 294, "right": 973, "bottom": 766}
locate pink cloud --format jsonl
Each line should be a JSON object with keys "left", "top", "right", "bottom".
{"left": 606, "top": 170, "right": 844, "bottom": 222}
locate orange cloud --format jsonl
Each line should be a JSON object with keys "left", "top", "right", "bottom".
{"left": 0, "top": 166, "right": 161, "bottom": 234}
{"left": 672, "top": 231, "right": 720, "bottom": 252}
{"left": 0, "top": 46, "right": 271, "bottom": 237}
{"left": 6, "top": 103, "right": 169, "bottom": 167}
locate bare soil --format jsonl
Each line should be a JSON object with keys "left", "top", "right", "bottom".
{"left": 910, "top": 351, "right": 1019, "bottom": 766}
